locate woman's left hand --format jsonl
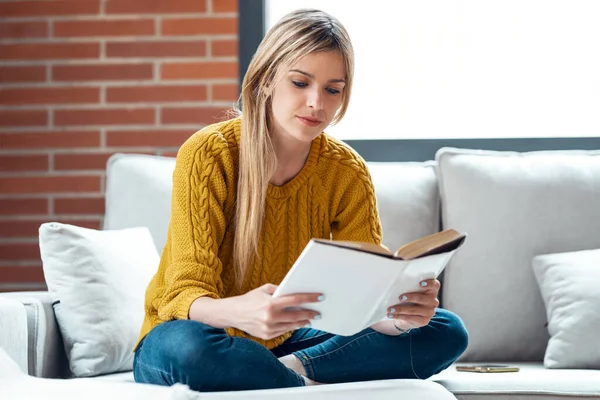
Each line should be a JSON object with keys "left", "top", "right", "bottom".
{"left": 387, "top": 278, "right": 441, "bottom": 332}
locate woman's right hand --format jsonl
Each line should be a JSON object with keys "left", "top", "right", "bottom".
{"left": 230, "top": 283, "right": 323, "bottom": 340}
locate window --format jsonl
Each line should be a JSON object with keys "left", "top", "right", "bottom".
{"left": 266, "top": 1, "right": 600, "bottom": 140}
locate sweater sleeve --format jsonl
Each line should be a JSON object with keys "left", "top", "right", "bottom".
{"left": 156, "top": 137, "right": 229, "bottom": 321}
{"left": 331, "top": 165, "right": 383, "bottom": 245}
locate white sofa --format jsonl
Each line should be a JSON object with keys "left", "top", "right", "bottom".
{"left": 2, "top": 147, "right": 600, "bottom": 399}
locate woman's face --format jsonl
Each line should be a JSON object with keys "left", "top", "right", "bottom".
{"left": 270, "top": 50, "right": 346, "bottom": 145}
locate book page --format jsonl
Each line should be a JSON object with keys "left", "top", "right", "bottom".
{"left": 394, "top": 229, "right": 465, "bottom": 260}
{"left": 312, "top": 239, "right": 393, "bottom": 257}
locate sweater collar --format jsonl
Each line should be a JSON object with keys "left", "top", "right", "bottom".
{"left": 233, "top": 117, "right": 322, "bottom": 199}
{"left": 267, "top": 133, "right": 322, "bottom": 199}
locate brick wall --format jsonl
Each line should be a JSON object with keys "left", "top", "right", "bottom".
{"left": 0, "top": 0, "right": 239, "bottom": 292}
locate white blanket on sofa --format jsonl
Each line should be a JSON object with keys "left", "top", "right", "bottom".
{"left": 0, "top": 348, "right": 457, "bottom": 400}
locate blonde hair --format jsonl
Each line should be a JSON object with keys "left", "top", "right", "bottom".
{"left": 233, "top": 9, "right": 355, "bottom": 286}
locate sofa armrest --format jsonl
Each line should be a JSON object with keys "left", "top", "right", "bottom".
{"left": 0, "top": 291, "right": 71, "bottom": 378}
{"left": 0, "top": 297, "right": 28, "bottom": 373}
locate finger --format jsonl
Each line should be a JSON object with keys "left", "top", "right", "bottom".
{"left": 388, "top": 304, "right": 436, "bottom": 319}
{"left": 396, "top": 293, "right": 440, "bottom": 307}
{"left": 275, "top": 308, "right": 321, "bottom": 323}
{"left": 271, "top": 293, "right": 324, "bottom": 310}
{"left": 418, "top": 279, "right": 441, "bottom": 294}
{"left": 270, "top": 320, "right": 311, "bottom": 337}
{"left": 261, "top": 283, "right": 278, "bottom": 295}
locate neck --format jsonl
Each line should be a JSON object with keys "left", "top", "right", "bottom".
{"left": 269, "top": 133, "right": 312, "bottom": 187}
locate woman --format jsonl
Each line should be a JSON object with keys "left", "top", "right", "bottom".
{"left": 133, "top": 8, "right": 468, "bottom": 392}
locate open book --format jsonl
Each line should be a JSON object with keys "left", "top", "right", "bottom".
{"left": 273, "top": 229, "right": 467, "bottom": 336}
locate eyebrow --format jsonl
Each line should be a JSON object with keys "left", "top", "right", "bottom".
{"left": 289, "top": 69, "right": 346, "bottom": 84}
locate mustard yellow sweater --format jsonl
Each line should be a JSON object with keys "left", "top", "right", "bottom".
{"left": 136, "top": 117, "right": 383, "bottom": 350}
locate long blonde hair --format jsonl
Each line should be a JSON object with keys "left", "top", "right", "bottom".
{"left": 233, "top": 9, "right": 355, "bottom": 286}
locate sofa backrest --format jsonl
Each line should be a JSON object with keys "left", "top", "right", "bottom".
{"left": 436, "top": 147, "right": 600, "bottom": 363}
{"left": 104, "top": 154, "right": 176, "bottom": 253}
{"left": 103, "top": 154, "right": 441, "bottom": 261}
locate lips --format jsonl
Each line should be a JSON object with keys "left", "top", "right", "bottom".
{"left": 299, "top": 116, "right": 321, "bottom": 123}
{"left": 297, "top": 116, "right": 322, "bottom": 126}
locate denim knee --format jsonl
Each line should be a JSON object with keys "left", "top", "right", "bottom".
{"left": 134, "top": 320, "right": 226, "bottom": 390}
{"left": 436, "top": 308, "right": 469, "bottom": 363}
{"left": 414, "top": 308, "right": 469, "bottom": 378}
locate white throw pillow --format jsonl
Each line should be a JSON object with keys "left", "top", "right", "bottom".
{"left": 436, "top": 147, "right": 600, "bottom": 362}
{"left": 38, "top": 222, "right": 159, "bottom": 377}
{"left": 532, "top": 248, "right": 600, "bottom": 369}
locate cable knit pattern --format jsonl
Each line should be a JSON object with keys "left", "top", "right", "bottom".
{"left": 136, "top": 117, "right": 383, "bottom": 350}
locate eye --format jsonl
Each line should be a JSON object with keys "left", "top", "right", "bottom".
{"left": 326, "top": 87, "right": 341, "bottom": 95}
{"left": 292, "top": 81, "right": 308, "bottom": 88}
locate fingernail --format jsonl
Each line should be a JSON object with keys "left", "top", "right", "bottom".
{"left": 401, "top": 295, "right": 408, "bottom": 301}
{"left": 317, "top": 295, "right": 326, "bottom": 301}
{"left": 420, "top": 281, "right": 428, "bottom": 287}
{"left": 387, "top": 314, "right": 394, "bottom": 319}
{"left": 389, "top": 307, "right": 396, "bottom": 313}
{"left": 313, "top": 314, "right": 322, "bottom": 320}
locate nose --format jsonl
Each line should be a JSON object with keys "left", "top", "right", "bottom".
{"left": 306, "top": 87, "right": 323, "bottom": 110}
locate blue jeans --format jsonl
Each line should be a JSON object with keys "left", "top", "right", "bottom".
{"left": 133, "top": 308, "right": 468, "bottom": 392}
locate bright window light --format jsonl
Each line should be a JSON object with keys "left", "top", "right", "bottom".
{"left": 265, "top": 1, "right": 600, "bottom": 140}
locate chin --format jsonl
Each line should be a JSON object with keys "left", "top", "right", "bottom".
{"left": 293, "top": 120, "right": 323, "bottom": 140}
{"left": 292, "top": 127, "right": 320, "bottom": 143}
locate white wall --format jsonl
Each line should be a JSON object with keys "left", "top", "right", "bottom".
{"left": 265, "top": 1, "right": 600, "bottom": 140}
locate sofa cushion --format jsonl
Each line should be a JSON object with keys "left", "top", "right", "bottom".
{"left": 103, "top": 154, "right": 442, "bottom": 259}
{"left": 38, "top": 222, "right": 159, "bottom": 377}
{"left": 532, "top": 248, "right": 600, "bottom": 369}
{"left": 0, "top": 348, "right": 458, "bottom": 400}
{"left": 436, "top": 147, "right": 600, "bottom": 362}
{"left": 104, "top": 153, "right": 176, "bottom": 253}
{"left": 367, "top": 161, "right": 440, "bottom": 251}
{"left": 433, "top": 362, "right": 600, "bottom": 400}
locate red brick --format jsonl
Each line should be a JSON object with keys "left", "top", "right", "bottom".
{"left": 213, "top": 0, "right": 237, "bottom": 13}
{"left": 106, "top": 0, "right": 206, "bottom": 14}
{"left": 106, "top": 40, "right": 206, "bottom": 58}
{"left": 54, "top": 152, "right": 114, "bottom": 170}
{"left": 106, "top": 129, "right": 192, "bottom": 147}
{"left": 161, "top": 151, "right": 178, "bottom": 157}
{"left": 0, "top": 87, "right": 99, "bottom": 106}
{"left": 162, "top": 18, "right": 237, "bottom": 35}
{"left": 0, "top": 21, "right": 47, "bottom": 39}
{"left": 0, "top": 243, "right": 40, "bottom": 261}
{"left": 0, "top": 66, "right": 46, "bottom": 84}
{"left": 0, "top": 266, "right": 44, "bottom": 283}
{"left": 161, "top": 62, "right": 237, "bottom": 80}
{"left": 107, "top": 85, "right": 207, "bottom": 103}
{"left": 0, "top": 43, "right": 99, "bottom": 61}
{"left": 0, "top": 221, "right": 42, "bottom": 238}
{"left": 54, "top": 108, "right": 154, "bottom": 126}
{"left": 212, "top": 83, "right": 238, "bottom": 101}
{"left": 212, "top": 39, "right": 237, "bottom": 57}
{"left": 0, "top": 199, "right": 48, "bottom": 216}
{"left": 0, "top": 131, "right": 100, "bottom": 150}
{"left": 54, "top": 19, "right": 154, "bottom": 37}
{"left": 0, "top": 219, "right": 101, "bottom": 238}
{"left": 0, "top": 1, "right": 99, "bottom": 17}
{"left": 0, "top": 176, "right": 101, "bottom": 195}
{"left": 0, "top": 155, "right": 48, "bottom": 172}
{"left": 161, "top": 107, "right": 229, "bottom": 125}
{"left": 52, "top": 63, "right": 153, "bottom": 82}
{"left": 54, "top": 197, "right": 105, "bottom": 215}
{"left": 0, "top": 110, "right": 47, "bottom": 127}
